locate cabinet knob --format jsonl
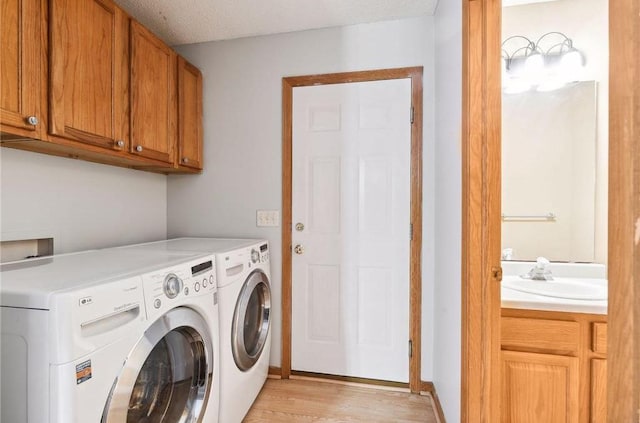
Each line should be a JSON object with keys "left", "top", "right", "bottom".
{"left": 116, "top": 140, "right": 125, "bottom": 148}
{"left": 135, "top": 145, "right": 143, "bottom": 152}
{"left": 26, "top": 116, "right": 39, "bottom": 126}
{"left": 182, "top": 157, "right": 189, "bottom": 163}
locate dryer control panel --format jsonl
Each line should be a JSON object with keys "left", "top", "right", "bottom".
{"left": 249, "top": 243, "right": 269, "bottom": 265}
{"left": 142, "top": 255, "right": 217, "bottom": 320}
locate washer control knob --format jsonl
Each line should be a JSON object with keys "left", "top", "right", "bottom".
{"left": 251, "top": 249, "right": 260, "bottom": 263}
{"left": 202, "top": 278, "right": 207, "bottom": 288}
{"left": 154, "top": 298, "right": 162, "bottom": 309}
{"left": 163, "top": 274, "right": 183, "bottom": 299}
{"left": 194, "top": 282, "right": 201, "bottom": 292}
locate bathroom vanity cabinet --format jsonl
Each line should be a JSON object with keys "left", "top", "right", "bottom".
{"left": 501, "top": 308, "right": 607, "bottom": 423}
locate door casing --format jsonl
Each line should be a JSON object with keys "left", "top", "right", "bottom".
{"left": 281, "top": 67, "right": 424, "bottom": 393}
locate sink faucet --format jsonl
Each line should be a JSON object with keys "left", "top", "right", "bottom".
{"left": 522, "top": 257, "right": 554, "bottom": 281}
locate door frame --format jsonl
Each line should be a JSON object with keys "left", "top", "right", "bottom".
{"left": 461, "top": 0, "right": 502, "bottom": 421}
{"left": 281, "top": 67, "right": 424, "bottom": 393}
{"left": 461, "top": 1, "right": 640, "bottom": 422}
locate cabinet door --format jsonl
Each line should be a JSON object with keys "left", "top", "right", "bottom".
{"left": 130, "top": 21, "right": 176, "bottom": 164}
{"left": 1, "top": 0, "right": 43, "bottom": 136}
{"left": 502, "top": 351, "right": 579, "bottom": 423}
{"left": 177, "top": 56, "right": 203, "bottom": 170}
{"left": 49, "top": 0, "right": 128, "bottom": 150}
{"left": 590, "top": 359, "right": 606, "bottom": 423}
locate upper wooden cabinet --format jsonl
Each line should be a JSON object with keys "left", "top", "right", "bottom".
{"left": 177, "top": 56, "right": 203, "bottom": 170}
{"left": 130, "top": 21, "right": 176, "bottom": 164}
{"left": 49, "top": 0, "right": 129, "bottom": 152}
{"left": 1, "top": 0, "right": 203, "bottom": 173}
{"left": 1, "top": 0, "right": 45, "bottom": 139}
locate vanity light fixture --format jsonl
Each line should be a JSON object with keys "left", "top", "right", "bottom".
{"left": 502, "top": 32, "right": 585, "bottom": 93}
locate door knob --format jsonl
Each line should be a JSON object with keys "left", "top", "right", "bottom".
{"left": 293, "top": 244, "right": 304, "bottom": 255}
{"left": 295, "top": 222, "right": 305, "bottom": 231}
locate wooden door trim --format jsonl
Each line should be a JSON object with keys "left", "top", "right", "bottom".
{"left": 282, "top": 66, "right": 424, "bottom": 392}
{"left": 608, "top": 0, "right": 640, "bottom": 420}
{"left": 461, "top": 0, "right": 502, "bottom": 422}
{"left": 463, "top": 0, "right": 639, "bottom": 422}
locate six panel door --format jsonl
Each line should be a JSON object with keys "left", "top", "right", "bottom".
{"left": 291, "top": 79, "right": 412, "bottom": 383}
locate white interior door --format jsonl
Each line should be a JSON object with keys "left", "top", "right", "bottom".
{"left": 291, "top": 78, "right": 412, "bottom": 383}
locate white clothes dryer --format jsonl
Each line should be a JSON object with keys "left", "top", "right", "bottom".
{"left": 0, "top": 248, "right": 220, "bottom": 423}
{"left": 113, "top": 238, "right": 272, "bottom": 423}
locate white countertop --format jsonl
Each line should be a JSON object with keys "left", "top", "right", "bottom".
{"left": 501, "top": 286, "right": 608, "bottom": 315}
{"left": 500, "top": 261, "right": 608, "bottom": 315}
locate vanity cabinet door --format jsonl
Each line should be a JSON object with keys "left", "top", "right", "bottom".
{"left": 502, "top": 351, "right": 579, "bottom": 423}
{"left": 130, "top": 20, "right": 176, "bottom": 164}
{"left": 49, "top": 0, "right": 129, "bottom": 151}
{"left": 590, "top": 359, "right": 606, "bottom": 423}
{"left": 1, "top": 0, "right": 44, "bottom": 139}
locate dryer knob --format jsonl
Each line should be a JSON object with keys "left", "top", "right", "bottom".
{"left": 251, "top": 249, "right": 260, "bottom": 263}
{"left": 163, "top": 274, "right": 183, "bottom": 299}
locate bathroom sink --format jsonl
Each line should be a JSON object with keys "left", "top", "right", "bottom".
{"left": 502, "top": 277, "right": 607, "bottom": 301}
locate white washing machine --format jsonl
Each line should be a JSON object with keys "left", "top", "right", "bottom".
{"left": 113, "top": 238, "right": 272, "bottom": 423}
{"left": 0, "top": 248, "right": 220, "bottom": 423}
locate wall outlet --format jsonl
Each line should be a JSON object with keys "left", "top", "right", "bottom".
{"left": 256, "top": 210, "right": 280, "bottom": 227}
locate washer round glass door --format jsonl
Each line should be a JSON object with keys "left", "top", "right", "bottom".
{"left": 232, "top": 269, "right": 271, "bottom": 371}
{"left": 102, "top": 307, "right": 213, "bottom": 423}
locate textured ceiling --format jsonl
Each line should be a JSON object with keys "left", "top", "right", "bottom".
{"left": 113, "top": 0, "right": 439, "bottom": 46}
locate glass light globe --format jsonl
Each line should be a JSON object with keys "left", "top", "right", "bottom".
{"left": 561, "top": 49, "right": 583, "bottom": 70}
{"left": 523, "top": 52, "right": 544, "bottom": 75}
{"left": 559, "top": 49, "right": 584, "bottom": 83}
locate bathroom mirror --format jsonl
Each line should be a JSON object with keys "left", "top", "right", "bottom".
{"left": 501, "top": 0, "right": 608, "bottom": 265}
{"left": 502, "top": 81, "right": 597, "bottom": 262}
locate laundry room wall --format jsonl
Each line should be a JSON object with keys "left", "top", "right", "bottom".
{"left": 0, "top": 148, "right": 167, "bottom": 254}
{"left": 169, "top": 16, "right": 437, "bottom": 382}
{"left": 433, "top": 0, "right": 463, "bottom": 420}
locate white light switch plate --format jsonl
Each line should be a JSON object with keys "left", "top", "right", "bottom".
{"left": 256, "top": 210, "right": 280, "bottom": 227}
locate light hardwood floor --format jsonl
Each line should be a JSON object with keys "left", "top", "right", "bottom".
{"left": 243, "top": 379, "right": 438, "bottom": 422}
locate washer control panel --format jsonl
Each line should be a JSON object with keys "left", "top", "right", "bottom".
{"left": 163, "top": 273, "right": 183, "bottom": 299}
{"left": 142, "top": 255, "right": 216, "bottom": 318}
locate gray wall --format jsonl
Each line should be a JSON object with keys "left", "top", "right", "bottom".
{"left": 0, "top": 148, "right": 167, "bottom": 254}
{"left": 170, "top": 16, "right": 437, "bottom": 381}
{"left": 434, "top": 0, "right": 463, "bottom": 421}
